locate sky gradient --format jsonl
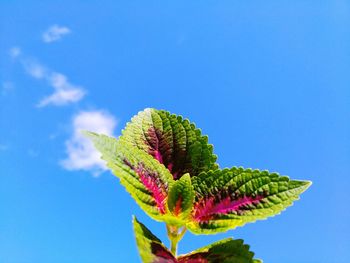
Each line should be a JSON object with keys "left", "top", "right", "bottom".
{"left": 1, "top": 1, "right": 350, "bottom": 262}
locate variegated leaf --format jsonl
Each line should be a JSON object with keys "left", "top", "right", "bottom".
{"left": 133, "top": 217, "right": 176, "bottom": 263}
{"left": 120, "top": 108, "right": 218, "bottom": 180}
{"left": 85, "top": 132, "right": 174, "bottom": 221}
{"left": 178, "top": 238, "right": 259, "bottom": 263}
{"left": 167, "top": 173, "right": 194, "bottom": 223}
{"left": 187, "top": 167, "right": 311, "bottom": 234}
{"left": 133, "top": 217, "right": 261, "bottom": 263}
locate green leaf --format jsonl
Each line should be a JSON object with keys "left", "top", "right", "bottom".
{"left": 187, "top": 167, "right": 311, "bottom": 234}
{"left": 178, "top": 238, "right": 260, "bottom": 263}
{"left": 84, "top": 131, "right": 174, "bottom": 221}
{"left": 133, "top": 216, "right": 261, "bottom": 263}
{"left": 167, "top": 173, "right": 194, "bottom": 223}
{"left": 133, "top": 216, "right": 176, "bottom": 263}
{"left": 120, "top": 108, "right": 218, "bottom": 180}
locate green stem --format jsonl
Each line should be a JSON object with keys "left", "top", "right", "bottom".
{"left": 170, "top": 236, "right": 178, "bottom": 255}
{"left": 166, "top": 224, "right": 187, "bottom": 257}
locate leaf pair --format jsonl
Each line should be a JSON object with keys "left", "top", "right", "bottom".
{"left": 133, "top": 217, "right": 262, "bottom": 263}
{"left": 85, "top": 108, "right": 311, "bottom": 234}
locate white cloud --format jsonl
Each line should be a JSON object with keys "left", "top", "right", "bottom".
{"left": 42, "top": 25, "right": 71, "bottom": 43}
{"left": 60, "top": 110, "right": 117, "bottom": 176}
{"left": 21, "top": 59, "right": 85, "bottom": 107}
{"left": 9, "top": 47, "right": 21, "bottom": 58}
{"left": 37, "top": 72, "right": 85, "bottom": 107}
{"left": 23, "top": 60, "right": 47, "bottom": 79}
{"left": 9, "top": 47, "right": 85, "bottom": 107}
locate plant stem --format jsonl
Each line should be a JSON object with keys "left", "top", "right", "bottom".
{"left": 166, "top": 224, "right": 187, "bottom": 257}
{"left": 170, "top": 236, "right": 178, "bottom": 256}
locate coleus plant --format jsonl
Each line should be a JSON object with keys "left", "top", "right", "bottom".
{"left": 85, "top": 108, "right": 311, "bottom": 263}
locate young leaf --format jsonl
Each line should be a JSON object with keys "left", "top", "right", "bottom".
{"left": 187, "top": 167, "right": 311, "bottom": 234}
{"left": 177, "top": 238, "right": 259, "bottom": 263}
{"left": 167, "top": 173, "right": 194, "bottom": 222}
{"left": 84, "top": 131, "right": 174, "bottom": 221}
{"left": 120, "top": 108, "right": 218, "bottom": 180}
{"left": 133, "top": 216, "right": 261, "bottom": 263}
{"left": 133, "top": 216, "right": 176, "bottom": 263}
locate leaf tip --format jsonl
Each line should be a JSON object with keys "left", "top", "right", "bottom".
{"left": 300, "top": 180, "right": 312, "bottom": 192}
{"left": 132, "top": 215, "right": 137, "bottom": 223}
{"left": 81, "top": 130, "right": 98, "bottom": 139}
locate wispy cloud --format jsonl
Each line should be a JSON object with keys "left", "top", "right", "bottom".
{"left": 18, "top": 56, "right": 85, "bottom": 107}
{"left": 9, "top": 47, "right": 21, "bottom": 58}
{"left": 37, "top": 72, "right": 85, "bottom": 107}
{"left": 42, "top": 25, "right": 71, "bottom": 43}
{"left": 60, "top": 110, "right": 117, "bottom": 176}
{"left": 22, "top": 60, "right": 47, "bottom": 79}
{"left": 1, "top": 81, "right": 15, "bottom": 96}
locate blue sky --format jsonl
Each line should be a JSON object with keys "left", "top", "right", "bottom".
{"left": 1, "top": 1, "right": 349, "bottom": 262}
